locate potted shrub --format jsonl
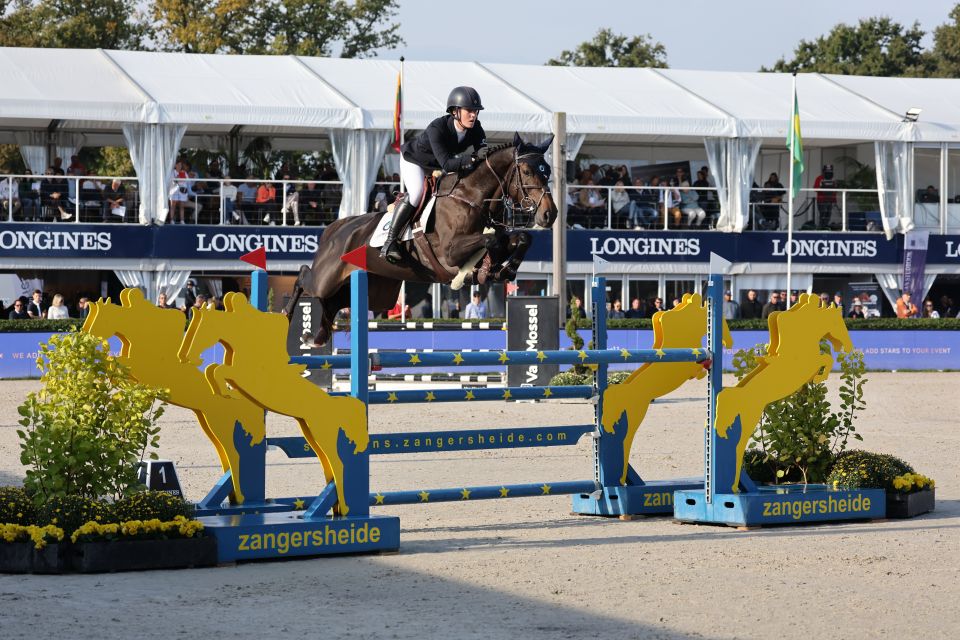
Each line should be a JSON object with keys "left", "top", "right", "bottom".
{"left": 0, "top": 523, "right": 65, "bottom": 574}
{"left": 826, "top": 451, "right": 934, "bottom": 518}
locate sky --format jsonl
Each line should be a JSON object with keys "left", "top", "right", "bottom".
{"left": 380, "top": 0, "right": 955, "bottom": 71}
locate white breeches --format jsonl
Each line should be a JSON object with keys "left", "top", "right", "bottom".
{"left": 400, "top": 157, "right": 426, "bottom": 207}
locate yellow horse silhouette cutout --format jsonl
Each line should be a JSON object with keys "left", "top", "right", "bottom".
{"left": 601, "top": 292, "right": 732, "bottom": 485}
{"left": 714, "top": 293, "right": 853, "bottom": 493}
{"left": 179, "top": 291, "right": 368, "bottom": 516}
{"left": 82, "top": 288, "right": 266, "bottom": 504}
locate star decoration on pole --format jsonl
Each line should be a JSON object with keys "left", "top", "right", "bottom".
{"left": 425, "top": 391, "right": 436, "bottom": 402}
{"left": 498, "top": 352, "right": 510, "bottom": 364}
{"left": 452, "top": 353, "right": 464, "bottom": 364}
{"left": 293, "top": 498, "right": 305, "bottom": 509}
{"left": 374, "top": 493, "right": 386, "bottom": 505}
{"left": 536, "top": 351, "right": 547, "bottom": 362}
{"left": 464, "top": 390, "right": 475, "bottom": 400}
{"left": 499, "top": 486, "right": 510, "bottom": 497}
{"left": 460, "top": 488, "right": 471, "bottom": 500}
{"left": 320, "top": 360, "right": 332, "bottom": 370}
{"left": 408, "top": 353, "right": 422, "bottom": 364}
{"left": 387, "top": 392, "right": 398, "bottom": 403}
{"left": 542, "top": 387, "right": 553, "bottom": 398}
{"left": 502, "top": 389, "right": 512, "bottom": 400}
{"left": 620, "top": 348, "right": 631, "bottom": 360}
{"left": 541, "top": 483, "right": 552, "bottom": 495}
{"left": 655, "top": 348, "right": 666, "bottom": 359}
{"left": 577, "top": 350, "right": 588, "bottom": 362}
{"left": 418, "top": 490, "right": 430, "bottom": 502}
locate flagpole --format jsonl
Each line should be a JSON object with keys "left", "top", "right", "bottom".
{"left": 398, "top": 56, "right": 406, "bottom": 320}
{"left": 786, "top": 72, "right": 796, "bottom": 310}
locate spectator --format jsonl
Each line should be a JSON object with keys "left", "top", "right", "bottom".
{"left": 662, "top": 178, "right": 682, "bottom": 228}
{"left": 463, "top": 291, "right": 487, "bottom": 320}
{"left": 895, "top": 291, "right": 918, "bottom": 318}
{"left": 8, "top": 299, "right": 28, "bottom": 319}
{"left": 788, "top": 291, "right": 799, "bottom": 309}
{"left": 625, "top": 298, "right": 645, "bottom": 319}
{"left": 77, "top": 297, "right": 90, "bottom": 319}
{"left": 647, "top": 297, "right": 664, "bottom": 318}
{"left": 168, "top": 160, "right": 189, "bottom": 224}
{"left": 235, "top": 177, "right": 258, "bottom": 224}
{"left": 577, "top": 177, "right": 606, "bottom": 228}
{"left": 723, "top": 291, "right": 740, "bottom": 319}
{"left": 210, "top": 296, "right": 225, "bottom": 311}
{"left": 848, "top": 300, "right": 866, "bottom": 319}
{"left": 671, "top": 298, "right": 681, "bottom": 308}
{"left": 761, "top": 292, "right": 781, "bottom": 319}
{"left": 758, "top": 172, "right": 784, "bottom": 229}
{"left": 691, "top": 169, "right": 715, "bottom": 222}
{"left": 0, "top": 170, "right": 21, "bottom": 219}
{"left": 628, "top": 177, "right": 659, "bottom": 228}
{"left": 101, "top": 179, "right": 126, "bottom": 222}
{"left": 833, "top": 292, "right": 844, "bottom": 309}
{"left": 41, "top": 168, "right": 71, "bottom": 221}
{"left": 187, "top": 294, "right": 207, "bottom": 323}
{"left": 51, "top": 156, "right": 64, "bottom": 175}
{"left": 918, "top": 185, "right": 939, "bottom": 203}
{"left": 679, "top": 180, "right": 707, "bottom": 228}
{"left": 299, "top": 180, "right": 325, "bottom": 225}
{"left": 156, "top": 292, "right": 175, "bottom": 309}
{"left": 207, "top": 159, "right": 225, "bottom": 180}
{"left": 813, "top": 164, "right": 838, "bottom": 229}
{"left": 182, "top": 280, "right": 198, "bottom": 310}
{"left": 740, "top": 290, "right": 763, "bottom": 319}
{"left": 818, "top": 292, "right": 830, "bottom": 306}
{"left": 939, "top": 295, "right": 956, "bottom": 318}
{"left": 220, "top": 179, "right": 241, "bottom": 224}
{"left": 921, "top": 299, "right": 940, "bottom": 318}
{"left": 21, "top": 177, "right": 41, "bottom": 221}
{"left": 611, "top": 180, "right": 648, "bottom": 230}
{"left": 67, "top": 155, "right": 86, "bottom": 175}
{"left": 47, "top": 294, "right": 70, "bottom": 319}
{"left": 27, "top": 289, "right": 45, "bottom": 318}
{"left": 279, "top": 172, "right": 301, "bottom": 226}
{"left": 567, "top": 295, "right": 587, "bottom": 320}
{"left": 255, "top": 181, "right": 277, "bottom": 225}
{"left": 609, "top": 299, "right": 625, "bottom": 319}
{"left": 387, "top": 296, "right": 410, "bottom": 320}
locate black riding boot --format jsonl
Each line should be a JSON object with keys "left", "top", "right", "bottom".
{"left": 380, "top": 200, "right": 416, "bottom": 264}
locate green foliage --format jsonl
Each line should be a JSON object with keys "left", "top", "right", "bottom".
{"left": 0, "top": 486, "right": 36, "bottom": 525}
{"left": 765, "top": 17, "right": 934, "bottom": 76}
{"left": 0, "top": 0, "right": 146, "bottom": 49}
{"left": 826, "top": 450, "right": 913, "bottom": 491}
{"left": 150, "top": 0, "right": 402, "bottom": 57}
{"left": 0, "top": 144, "right": 27, "bottom": 174}
{"left": 16, "top": 331, "right": 166, "bottom": 504}
{"left": 565, "top": 297, "right": 589, "bottom": 375}
{"left": 0, "top": 319, "right": 78, "bottom": 333}
{"left": 733, "top": 341, "right": 867, "bottom": 485}
{"left": 547, "top": 369, "right": 628, "bottom": 386}
{"left": 932, "top": 5, "right": 960, "bottom": 77}
{"left": 36, "top": 495, "right": 110, "bottom": 535}
{"left": 548, "top": 28, "right": 668, "bottom": 68}
{"left": 112, "top": 490, "right": 195, "bottom": 523}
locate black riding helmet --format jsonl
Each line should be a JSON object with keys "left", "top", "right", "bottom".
{"left": 447, "top": 86, "right": 484, "bottom": 113}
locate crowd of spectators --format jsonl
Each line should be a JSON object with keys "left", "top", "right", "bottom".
{"left": 3, "top": 289, "right": 91, "bottom": 320}
{"left": 566, "top": 164, "right": 719, "bottom": 230}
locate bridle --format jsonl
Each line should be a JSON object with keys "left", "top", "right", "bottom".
{"left": 486, "top": 149, "right": 551, "bottom": 218}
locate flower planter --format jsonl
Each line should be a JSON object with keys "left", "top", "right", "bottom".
{"left": 72, "top": 536, "right": 218, "bottom": 573}
{"left": 0, "top": 543, "right": 70, "bottom": 574}
{"left": 886, "top": 488, "right": 935, "bottom": 519}
{"left": 0, "top": 542, "right": 34, "bottom": 573}
{"left": 31, "top": 543, "right": 70, "bottom": 574}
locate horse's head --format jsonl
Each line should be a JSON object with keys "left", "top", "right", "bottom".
{"left": 511, "top": 133, "right": 558, "bottom": 229}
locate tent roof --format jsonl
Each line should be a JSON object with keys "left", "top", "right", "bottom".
{"left": 0, "top": 47, "right": 956, "bottom": 143}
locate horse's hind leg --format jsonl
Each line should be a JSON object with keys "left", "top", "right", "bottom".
{"left": 283, "top": 264, "right": 311, "bottom": 319}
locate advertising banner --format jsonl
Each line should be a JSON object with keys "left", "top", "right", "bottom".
{"left": 285, "top": 296, "right": 332, "bottom": 388}
{"left": 506, "top": 296, "right": 560, "bottom": 387}
{"left": 901, "top": 229, "right": 930, "bottom": 306}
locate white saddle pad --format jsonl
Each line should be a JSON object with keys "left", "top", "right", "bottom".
{"left": 369, "top": 197, "right": 437, "bottom": 249}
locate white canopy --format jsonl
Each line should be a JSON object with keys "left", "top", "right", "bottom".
{"left": 0, "top": 48, "right": 956, "bottom": 143}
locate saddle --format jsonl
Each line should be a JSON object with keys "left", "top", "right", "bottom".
{"left": 392, "top": 174, "right": 493, "bottom": 287}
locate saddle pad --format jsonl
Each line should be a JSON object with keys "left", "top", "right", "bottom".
{"left": 369, "top": 196, "right": 437, "bottom": 248}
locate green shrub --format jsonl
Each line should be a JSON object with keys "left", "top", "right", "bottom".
{"left": 607, "top": 371, "right": 629, "bottom": 385}
{"left": 16, "top": 331, "right": 167, "bottom": 505}
{"left": 0, "top": 486, "right": 36, "bottom": 525}
{"left": 731, "top": 341, "right": 867, "bottom": 485}
{"left": 37, "top": 495, "right": 110, "bottom": 535}
{"left": 826, "top": 450, "right": 913, "bottom": 491}
{"left": 549, "top": 370, "right": 591, "bottom": 386}
{"left": 112, "top": 491, "right": 194, "bottom": 523}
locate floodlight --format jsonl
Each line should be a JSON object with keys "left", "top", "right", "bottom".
{"left": 903, "top": 108, "right": 922, "bottom": 123}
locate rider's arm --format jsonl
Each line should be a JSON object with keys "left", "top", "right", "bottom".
{"left": 425, "top": 125, "right": 471, "bottom": 174}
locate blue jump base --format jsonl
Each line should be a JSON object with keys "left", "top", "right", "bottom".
{"left": 673, "top": 485, "right": 886, "bottom": 526}
{"left": 571, "top": 478, "right": 704, "bottom": 517}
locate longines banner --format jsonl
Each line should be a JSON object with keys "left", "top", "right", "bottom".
{"left": 5, "top": 223, "right": 960, "bottom": 265}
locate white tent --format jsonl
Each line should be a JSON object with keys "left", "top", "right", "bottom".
{"left": 3, "top": 47, "right": 960, "bottom": 229}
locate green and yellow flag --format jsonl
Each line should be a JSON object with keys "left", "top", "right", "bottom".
{"left": 786, "top": 83, "right": 804, "bottom": 199}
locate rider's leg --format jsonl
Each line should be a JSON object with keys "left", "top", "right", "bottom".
{"left": 380, "top": 159, "right": 424, "bottom": 263}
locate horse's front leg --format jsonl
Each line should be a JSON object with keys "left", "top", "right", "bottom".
{"left": 492, "top": 231, "right": 531, "bottom": 282}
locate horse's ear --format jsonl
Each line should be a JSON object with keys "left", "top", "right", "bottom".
{"left": 513, "top": 132, "right": 523, "bottom": 148}
{"left": 537, "top": 135, "right": 554, "bottom": 154}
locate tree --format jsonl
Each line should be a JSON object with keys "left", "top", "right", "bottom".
{"left": 764, "top": 17, "right": 935, "bottom": 77}
{"left": 547, "top": 28, "right": 667, "bottom": 68}
{"left": 0, "top": 0, "right": 145, "bottom": 49}
{"left": 932, "top": 5, "right": 960, "bottom": 77}
{"left": 150, "top": 0, "right": 402, "bottom": 57}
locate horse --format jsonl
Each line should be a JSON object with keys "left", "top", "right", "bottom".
{"left": 81, "top": 288, "right": 267, "bottom": 505}
{"left": 179, "top": 291, "right": 369, "bottom": 516}
{"left": 600, "top": 293, "right": 732, "bottom": 485}
{"left": 285, "top": 133, "right": 558, "bottom": 346}
{"left": 714, "top": 293, "right": 854, "bottom": 493}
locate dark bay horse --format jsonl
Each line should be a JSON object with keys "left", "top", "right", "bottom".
{"left": 286, "top": 133, "right": 557, "bottom": 346}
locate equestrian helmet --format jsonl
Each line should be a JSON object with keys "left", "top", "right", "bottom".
{"left": 447, "top": 86, "right": 484, "bottom": 112}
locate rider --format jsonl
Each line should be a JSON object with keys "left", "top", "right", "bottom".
{"left": 380, "top": 86, "right": 487, "bottom": 263}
